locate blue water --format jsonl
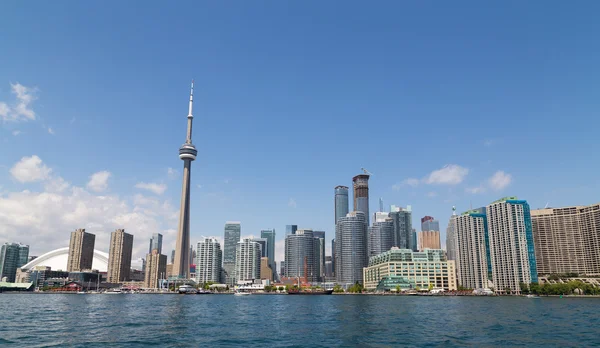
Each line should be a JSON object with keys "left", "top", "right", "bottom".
{"left": 0, "top": 294, "right": 599, "bottom": 347}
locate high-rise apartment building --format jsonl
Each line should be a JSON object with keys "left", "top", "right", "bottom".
{"left": 223, "top": 221, "right": 241, "bottom": 286}
{"left": 446, "top": 209, "right": 457, "bottom": 261}
{"left": 196, "top": 238, "right": 222, "bottom": 284}
{"left": 235, "top": 238, "right": 261, "bottom": 282}
{"left": 260, "top": 229, "right": 276, "bottom": 279}
{"left": 148, "top": 233, "right": 163, "bottom": 255}
{"left": 325, "top": 256, "right": 333, "bottom": 278}
{"left": 450, "top": 209, "right": 490, "bottom": 290}
{"left": 280, "top": 261, "right": 286, "bottom": 276}
{"left": 107, "top": 229, "right": 134, "bottom": 283}
{"left": 421, "top": 216, "right": 440, "bottom": 232}
{"left": 284, "top": 229, "right": 320, "bottom": 282}
{"left": 352, "top": 174, "right": 370, "bottom": 226}
{"left": 0, "top": 243, "right": 29, "bottom": 283}
{"left": 335, "top": 186, "right": 349, "bottom": 224}
{"left": 388, "top": 207, "right": 412, "bottom": 249}
{"left": 313, "top": 230, "right": 326, "bottom": 279}
{"left": 331, "top": 239, "right": 335, "bottom": 277}
{"left": 67, "top": 229, "right": 95, "bottom": 272}
{"left": 260, "top": 257, "right": 273, "bottom": 281}
{"left": 254, "top": 238, "right": 268, "bottom": 258}
{"left": 335, "top": 211, "right": 368, "bottom": 284}
{"left": 531, "top": 204, "right": 600, "bottom": 276}
{"left": 286, "top": 225, "right": 298, "bottom": 236}
{"left": 368, "top": 220, "right": 394, "bottom": 257}
{"left": 486, "top": 197, "right": 538, "bottom": 294}
{"left": 144, "top": 249, "right": 167, "bottom": 289}
{"left": 418, "top": 231, "right": 441, "bottom": 251}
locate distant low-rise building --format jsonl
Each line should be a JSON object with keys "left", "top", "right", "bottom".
{"left": 363, "top": 248, "right": 457, "bottom": 292}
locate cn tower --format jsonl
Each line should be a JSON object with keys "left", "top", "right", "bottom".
{"left": 173, "top": 81, "right": 197, "bottom": 279}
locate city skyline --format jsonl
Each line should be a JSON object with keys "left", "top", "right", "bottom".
{"left": 2, "top": 2, "right": 600, "bottom": 264}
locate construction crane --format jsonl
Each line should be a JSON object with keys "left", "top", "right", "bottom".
{"left": 361, "top": 167, "right": 373, "bottom": 175}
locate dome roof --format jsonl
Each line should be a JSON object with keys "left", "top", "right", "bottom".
{"left": 21, "top": 247, "right": 109, "bottom": 272}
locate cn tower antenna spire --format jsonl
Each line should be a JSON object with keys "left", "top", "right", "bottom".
{"left": 185, "top": 79, "right": 194, "bottom": 143}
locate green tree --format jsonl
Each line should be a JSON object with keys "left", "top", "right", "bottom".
{"left": 428, "top": 284, "right": 434, "bottom": 292}
{"left": 504, "top": 287, "right": 512, "bottom": 295}
{"left": 395, "top": 285, "right": 401, "bottom": 293}
{"left": 519, "top": 282, "right": 529, "bottom": 295}
{"left": 333, "top": 284, "right": 344, "bottom": 293}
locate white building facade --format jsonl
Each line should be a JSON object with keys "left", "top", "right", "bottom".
{"left": 196, "top": 238, "right": 223, "bottom": 284}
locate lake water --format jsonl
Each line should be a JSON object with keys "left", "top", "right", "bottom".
{"left": 0, "top": 294, "right": 598, "bottom": 347}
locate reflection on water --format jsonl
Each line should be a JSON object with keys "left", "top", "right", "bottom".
{"left": 0, "top": 294, "right": 599, "bottom": 347}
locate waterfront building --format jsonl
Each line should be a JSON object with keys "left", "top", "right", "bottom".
{"left": 196, "top": 238, "right": 222, "bottom": 284}
{"left": 107, "top": 229, "right": 134, "bottom": 283}
{"left": 368, "top": 220, "right": 394, "bottom": 257}
{"left": 450, "top": 209, "right": 490, "bottom": 290}
{"left": 235, "top": 238, "right": 261, "bottom": 282}
{"left": 286, "top": 225, "right": 298, "bottom": 236}
{"left": 486, "top": 197, "right": 538, "bottom": 294}
{"left": 421, "top": 216, "right": 440, "bottom": 232}
{"left": 388, "top": 207, "right": 412, "bottom": 249}
{"left": 27, "top": 266, "right": 69, "bottom": 289}
{"left": 531, "top": 203, "right": 600, "bottom": 276}
{"left": 67, "top": 229, "right": 95, "bottom": 272}
{"left": 363, "top": 248, "right": 457, "bottom": 291}
{"left": 223, "top": 221, "right": 241, "bottom": 286}
{"left": 335, "top": 211, "right": 368, "bottom": 284}
{"left": 335, "top": 186, "right": 349, "bottom": 224}
{"left": 284, "top": 229, "right": 320, "bottom": 282}
{"left": 0, "top": 243, "right": 29, "bottom": 283}
{"left": 145, "top": 249, "right": 167, "bottom": 289}
{"left": 445, "top": 208, "right": 458, "bottom": 261}
{"left": 331, "top": 239, "right": 335, "bottom": 277}
{"left": 353, "top": 174, "right": 370, "bottom": 226}
{"left": 260, "top": 229, "right": 276, "bottom": 279}
{"left": 313, "top": 230, "right": 326, "bottom": 279}
{"left": 418, "top": 231, "right": 441, "bottom": 251}
{"left": 173, "top": 81, "right": 198, "bottom": 279}
{"left": 148, "top": 233, "right": 163, "bottom": 255}
{"left": 260, "top": 257, "right": 273, "bottom": 281}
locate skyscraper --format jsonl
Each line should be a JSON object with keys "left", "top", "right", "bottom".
{"left": 335, "top": 211, "right": 368, "bottom": 284}
{"left": 235, "top": 238, "right": 261, "bottom": 282}
{"left": 331, "top": 239, "right": 335, "bottom": 277}
{"left": 67, "top": 229, "right": 95, "bottom": 272}
{"left": 412, "top": 229, "right": 417, "bottom": 251}
{"left": 421, "top": 216, "right": 440, "bottom": 232}
{"left": 446, "top": 207, "right": 457, "bottom": 261}
{"left": 286, "top": 225, "right": 298, "bottom": 236}
{"left": 450, "top": 209, "right": 490, "bottom": 290}
{"left": 388, "top": 207, "right": 412, "bottom": 249}
{"left": 312, "top": 230, "right": 326, "bottom": 280}
{"left": 223, "top": 221, "right": 241, "bottom": 286}
{"left": 196, "top": 238, "right": 222, "bottom": 284}
{"left": 352, "top": 174, "right": 370, "bottom": 226}
{"left": 486, "top": 197, "right": 538, "bottom": 294}
{"left": 334, "top": 186, "right": 349, "bottom": 224}
{"left": 260, "top": 229, "right": 276, "bottom": 279}
{"left": 368, "top": 219, "right": 394, "bottom": 257}
{"left": 418, "top": 231, "right": 441, "bottom": 251}
{"left": 107, "top": 229, "right": 134, "bottom": 283}
{"left": 284, "top": 229, "right": 320, "bottom": 282}
{"left": 173, "top": 81, "right": 198, "bottom": 279}
{"left": 145, "top": 249, "right": 167, "bottom": 289}
{"left": 254, "top": 238, "right": 268, "bottom": 258}
{"left": 0, "top": 243, "right": 29, "bottom": 283}
{"left": 148, "top": 233, "right": 163, "bottom": 255}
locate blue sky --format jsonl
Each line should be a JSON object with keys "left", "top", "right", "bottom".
{"left": 1, "top": 1, "right": 599, "bottom": 261}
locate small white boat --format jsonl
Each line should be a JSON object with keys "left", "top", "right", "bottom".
{"left": 526, "top": 294, "right": 540, "bottom": 298}
{"left": 178, "top": 285, "right": 198, "bottom": 294}
{"left": 77, "top": 291, "right": 86, "bottom": 294}
{"left": 105, "top": 288, "right": 123, "bottom": 294}
{"left": 234, "top": 291, "right": 250, "bottom": 296}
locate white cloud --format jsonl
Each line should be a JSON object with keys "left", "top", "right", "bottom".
{"left": 426, "top": 191, "right": 437, "bottom": 198}
{"left": 10, "top": 155, "right": 52, "bottom": 183}
{"left": 288, "top": 198, "right": 297, "bottom": 208}
{"left": 167, "top": 167, "right": 178, "bottom": 179}
{"left": 12, "top": 130, "right": 21, "bottom": 136}
{"left": 47, "top": 127, "right": 55, "bottom": 135}
{"left": 392, "top": 178, "right": 420, "bottom": 190}
{"left": 0, "top": 156, "right": 178, "bottom": 259}
{"left": 87, "top": 171, "right": 111, "bottom": 192}
{"left": 135, "top": 182, "right": 167, "bottom": 195}
{"left": 466, "top": 185, "right": 486, "bottom": 194}
{"left": 424, "top": 164, "right": 469, "bottom": 185}
{"left": 0, "top": 83, "right": 37, "bottom": 122}
{"left": 488, "top": 171, "right": 512, "bottom": 191}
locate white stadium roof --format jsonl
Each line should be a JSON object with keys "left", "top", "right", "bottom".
{"left": 21, "top": 247, "right": 109, "bottom": 272}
